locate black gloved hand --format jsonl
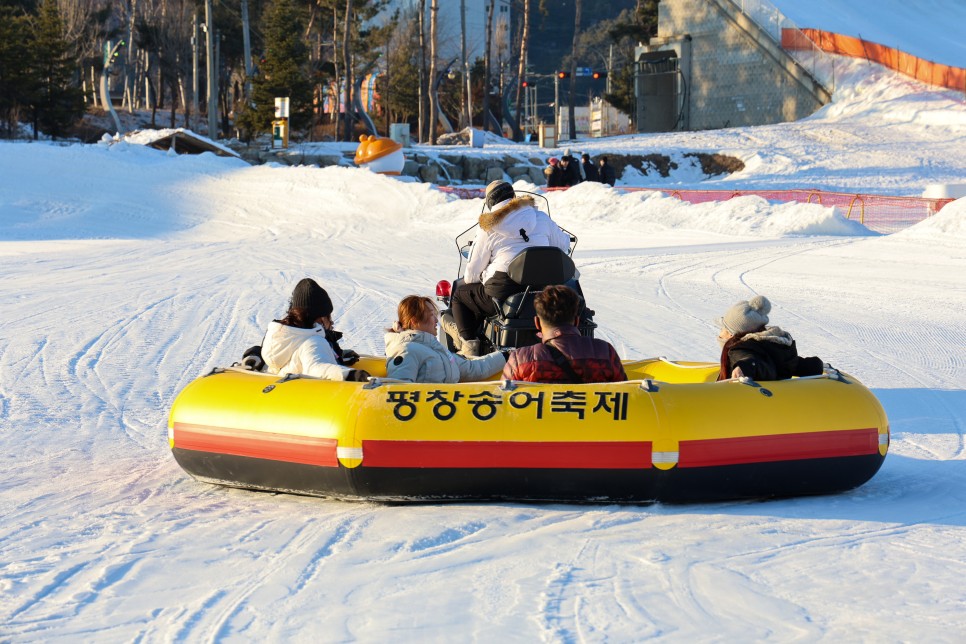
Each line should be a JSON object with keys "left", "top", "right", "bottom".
{"left": 345, "top": 369, "right": 371, "bottom": 382}
{"left": 340, "top": 349, "right": 360, "bottom": 366}
{"left": 241, "top": 345, "right": 265, "bottom": 371}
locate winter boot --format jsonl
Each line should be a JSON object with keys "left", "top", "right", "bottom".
{"left": 440, "top": 312, "right": 462, "bottom": 351}
{"left": 459, "top": 339, "right": 481, "bottom": 358}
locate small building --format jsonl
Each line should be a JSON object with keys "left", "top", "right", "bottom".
{"left": 634, "top": 0, "right": 831, "bottom": 133}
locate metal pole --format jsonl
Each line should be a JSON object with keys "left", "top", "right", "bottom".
{"left": 554, "top": 73, "right": 559, "bottom": 135}
{"left": 466, "top": 65, "right": 472, "bottom": 128}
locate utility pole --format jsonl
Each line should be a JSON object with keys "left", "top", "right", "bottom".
{"left": 204, "top": 0, "right": 217, "bottom": 140}
{"left": 240, "top": 0, "right": 253, "bottom": 99}
{"left": 608, "top": 44, "right": 613, "bottom": 94}
{"left": 191, "top": 11, "right": 199, "bottom": 129}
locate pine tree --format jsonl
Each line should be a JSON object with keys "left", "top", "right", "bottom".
{"left": 236, "top": 0, "right": 312, "bottom": 138}
{"left": 28, "top": 0, "right": 85, "bottom": 139}
{"left": 0, "top": 7, "right": 33, "bottom": 137}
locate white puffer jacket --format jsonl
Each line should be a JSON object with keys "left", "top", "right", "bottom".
{"left": 463, "top": 195, "right": 571, "bottom": 284}
{"left": 384, "top": 329, "right": 506, "bottom": 383}
{"left": 261, "top": 321, "right": 353, "bottom": 381}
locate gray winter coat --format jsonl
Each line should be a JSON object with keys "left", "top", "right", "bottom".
{"left": 384, "top": 329, "right": 506, "bottom": 383}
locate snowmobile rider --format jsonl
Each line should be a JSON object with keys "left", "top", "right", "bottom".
{"left": 259, "top": 278, "right": 370, "bottom": 381}
{"left": 450, "top": 180, "right": 572, "bottom": 357}
{"left": 503, "top": 285, "right": 626, "bottom": 384}
{"left": 716, "top": 295, "right": 824, "bottom": 381}
{"left": 385, "top": 295, "right": 507, "bottom": 382}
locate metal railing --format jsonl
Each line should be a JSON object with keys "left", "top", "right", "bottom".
{"left": 734, "top": 0, "right": 837, "bottom": 94}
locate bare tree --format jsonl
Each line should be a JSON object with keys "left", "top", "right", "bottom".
{"left": 513, "top": 0, "right": 530, "bottom": 141}
{"left": 568, "top": 0, "right": 580, "bottom": 140}
{"left": 428, "top": 0, "right": 438, "bottom": 144}
{"left": 482, "top": 0, "right": 493, "bottom": 133}
{"left": 342, "top": 0, "right": 352, "bottom": 141}
{"left": 417, "top": 0, "right": 426, "bottom": 142}
{"left": 460, "top": 0, "right": 468, "bottom": 127}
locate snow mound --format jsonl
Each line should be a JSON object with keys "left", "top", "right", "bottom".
{"left": 532, "top": 181, "right": 873, "bottom": 238}
{"left": 892, "top": 197, "right": 966, "bottom": 241}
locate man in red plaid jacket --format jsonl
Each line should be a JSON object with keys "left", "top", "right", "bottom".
{"left": 503, "top": 285, "right": 626, "bottom": 384}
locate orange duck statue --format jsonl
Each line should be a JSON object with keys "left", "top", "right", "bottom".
{"left": 354, "top": 134, "right": 405, "bottom": 175}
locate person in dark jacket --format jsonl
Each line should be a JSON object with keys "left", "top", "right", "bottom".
{"left": 581, "top": 153, "right": 600, "bottom": 182}
{"left": 598, "top": 156, "right": 616, "bottom": 186}
{"left": 716, "top": 295, "right": 824, "bottom": 381}
{"left": 503, "top": 285, "right": 626, "bottom": 383}
{"left": 544, "top": 157, "right": 565, "bottom": 188}
{"left": 557, "top": 154, "right": 582, "bottom": 187}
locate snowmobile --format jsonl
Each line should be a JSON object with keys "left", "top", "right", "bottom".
{"left": 435, "top": 191, "right": 597, "bottom": 354}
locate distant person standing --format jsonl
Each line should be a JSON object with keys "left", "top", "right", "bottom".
{"left": 544, "top": 157, "right": 564, "bottom": 188}
{"left": 581, "top": 153, "right": 600, "bottom": 182}
{"left": 598, "top": 156, "right": 616, "bottom": 186}
{"left": 558, "top": 154, "right": 582, "bottom": 187}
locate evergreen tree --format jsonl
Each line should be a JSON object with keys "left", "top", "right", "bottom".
{"left": 604, "top": 2, "right": 658, "bottom": 117}
{"left": 379, "top": 13, "right": 420, "bottom": 126}
{"left": 29, "top": 0, "right": 85, "bottom": 139}
{"left": 236, "top": 0, "right": 312, "bottom": 138}
{"left": 0, "top": 7, "right": 32, "bottom": 137}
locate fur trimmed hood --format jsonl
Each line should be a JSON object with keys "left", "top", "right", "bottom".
{"left": 479, "top": 195, "right": 537, "bottom": 232}
{"left": 739, "top": 326, "right": 794, "bottom": 346}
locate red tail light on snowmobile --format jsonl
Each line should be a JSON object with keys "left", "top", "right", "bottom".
{"left": 436, "top": 280, "right": 451, "bottom": 300}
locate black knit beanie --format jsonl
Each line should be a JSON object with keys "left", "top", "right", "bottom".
{"left": 485, "top": 180, "right": 515, "bottom": 210}
{"left": 290, "top": 278, "right": 333, "bottom": 320}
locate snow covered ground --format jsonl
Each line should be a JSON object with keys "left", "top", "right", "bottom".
{"left": 3, "top": 46, "right": 966, "bottom": 644}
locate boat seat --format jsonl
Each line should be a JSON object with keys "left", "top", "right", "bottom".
{"left": 483, "top": 247, "right": 596, "bottom": 348}
{"left": 494, "top": 246, "right": 577, "bottom": 319}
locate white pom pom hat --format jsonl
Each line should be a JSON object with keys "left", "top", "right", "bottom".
{"left": 718, "top": 295, "right": 772, "bottom": 334}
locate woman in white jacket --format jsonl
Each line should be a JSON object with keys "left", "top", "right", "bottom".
{"left": 385, "top": 296, "right": 506, "bottom": 383}
{"left": 451, "top": 180, "right": 571, "bottom": 357}
{"left": 261, "top": 278, "right": 370, "bottom": 381}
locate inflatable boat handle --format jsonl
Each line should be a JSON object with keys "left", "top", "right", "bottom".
{"left": 363, "top": 377, "right": 410, "bottom": 389}
{"left": 656, "top": 357, "right": 715, "bottom": 369}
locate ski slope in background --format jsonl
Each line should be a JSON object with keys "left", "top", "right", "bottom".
{"left": 772, "top": 0, "right": 966, "bottom": 67}
{"left": 2, "top": 39, "right": 966, "bottom": 644}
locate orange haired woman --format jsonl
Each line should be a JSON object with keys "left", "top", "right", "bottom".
{"left": 384, "top": 295, "right": 506, "bottom": 383}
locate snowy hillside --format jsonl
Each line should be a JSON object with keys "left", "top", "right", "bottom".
{"left": 772, "top": 0, "right": 966, "bottom": 66}
{"left": 1, "top": 55, "right": 965, "bottom": 642}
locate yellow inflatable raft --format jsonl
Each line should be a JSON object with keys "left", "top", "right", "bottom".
{"left": 168, "top": 358, "right": 889, "bottom": 503}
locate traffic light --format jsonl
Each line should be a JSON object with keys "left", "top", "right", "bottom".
{"left": 521, "top": 80, "right": 528, "bottom": 88}
{"left": 592, "top": 71, "right": 608, "bottom": 80}
{"left": 557, "top": 71, "right": 570, "bottom": 79}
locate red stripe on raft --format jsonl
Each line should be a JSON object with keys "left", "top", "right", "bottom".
{"left": 362, "top": 440, "right": 652, "bottom": 469}
{"left": 679, "top": 428, "right": 879, "bottom": 468}
{"left": 172, "top": 422, "right": 338, "bottom": 467}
